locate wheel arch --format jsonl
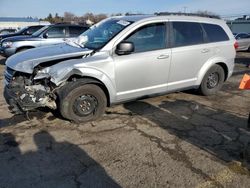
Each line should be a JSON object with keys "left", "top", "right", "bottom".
{"left": 216, "top": 62, "right": 228, "bottom": 81}
{"left": 196, "top": 58, "right": 229, "bottom": 85}
{"left": 66, "top": 75, "right": 112, "bottom": 107}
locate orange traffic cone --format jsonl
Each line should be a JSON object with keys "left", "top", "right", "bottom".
{"left": 239, "top": 74, "right": 250, "bottom": 90}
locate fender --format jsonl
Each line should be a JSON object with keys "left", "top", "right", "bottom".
{"left": 51, "top": 67, "right": 117, "bottom": 104}
{"left": 195, "top": 56, "right": 229, "bottom": 86}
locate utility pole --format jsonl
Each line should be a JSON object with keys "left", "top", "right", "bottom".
{"left": 183, "top": 6, "right": 188, "bottom": 13}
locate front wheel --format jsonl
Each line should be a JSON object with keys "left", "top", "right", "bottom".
{"left": 199, "top": 64, "right": 225, "bottom": 96}
{"left": 59, "top": 83, "right": 107, "bottom": 123}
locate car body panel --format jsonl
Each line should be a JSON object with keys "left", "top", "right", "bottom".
{"left": 235, "top": 33, "right": 250, "bottom": 51}
{"left": 237, "top": 38, "right": 250, "bottom": 51}
{"left": 114, "top": 48, "right": 172, "bottom": 101}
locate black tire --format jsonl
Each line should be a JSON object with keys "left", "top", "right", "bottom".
{"left": 59, "top": 82, "right": 107, "bottom": 123}
{"left": 199, "top": 64, "right": 225, "bottom": 96}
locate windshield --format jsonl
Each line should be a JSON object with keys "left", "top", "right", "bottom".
{"left": 78, "top": 19, "right": 132, "bottom": 50}
{"left": 32, "top": 25, "right": 50, "bottom": 36}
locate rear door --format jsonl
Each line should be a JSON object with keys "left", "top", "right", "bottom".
{"left": 168, "top": 21, "right": 212, "bottom": 91}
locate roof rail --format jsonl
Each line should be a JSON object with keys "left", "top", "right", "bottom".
{"left": 124, "top": 13, "right": 148, "bottom": 16}
{"left": 155, "top": 12, "right": 221, "bottom": 19}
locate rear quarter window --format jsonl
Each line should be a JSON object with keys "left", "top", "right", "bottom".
{"left": 202, "top": 23, "right": 229, "bottom": 42}
{"left": 172, "top": 22, "right": 204, "bottom": 47}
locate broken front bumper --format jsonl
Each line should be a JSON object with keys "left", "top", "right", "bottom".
{"left": 4, "top": 85, "right": 24, "bottom": 114}
{"left": 4, "top": 84, "right": 57, "bottom": 114}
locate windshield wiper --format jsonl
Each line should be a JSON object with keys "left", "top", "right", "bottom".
{"left": 65, "top": 39, "right": 84, "bottom": 48}
{"left": 72, "top": 41, "right": 84, "bottom": 48}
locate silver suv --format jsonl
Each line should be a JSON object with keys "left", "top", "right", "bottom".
{"left": 4, "top": 15, "right": 236, "bottom": 123}
{"left": 0, "top": 24, "right": 88, "bottom": 57}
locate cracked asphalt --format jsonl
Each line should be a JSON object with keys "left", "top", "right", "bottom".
{"left": 0, "top": 53, "right": 250, "bottom": 188}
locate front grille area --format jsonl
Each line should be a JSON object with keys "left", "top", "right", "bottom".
{"left": 4, "top": 67, "right": 15, "bottom": 84}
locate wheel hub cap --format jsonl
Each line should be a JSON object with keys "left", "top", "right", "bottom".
{"left": 73, "top": 95, "right": 98, "bottom": 116}
{"left": 207, "top": 72, "right": 219, "bottom": 89}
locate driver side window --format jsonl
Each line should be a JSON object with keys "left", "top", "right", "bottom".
{"left": 46, "top": 26, "right": 66, "bottom": 38}
{"left": 124, "top": 22, "right": 167, "bottom": 53}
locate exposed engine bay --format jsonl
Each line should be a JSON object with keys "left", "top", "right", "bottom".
{"left": 4, "top": 68, "right": 58, "bottom": 114}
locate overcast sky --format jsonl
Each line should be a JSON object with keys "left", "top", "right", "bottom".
{"left": 0, "top": 0, "right": 250, "bottom": 18}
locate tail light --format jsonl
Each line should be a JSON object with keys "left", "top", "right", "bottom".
{"left": 234, "top": 41, "right": 239, "bottom": 50}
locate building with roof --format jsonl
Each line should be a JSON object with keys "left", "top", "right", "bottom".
{"left": 0, "top": 17, "right": 50, "bottom": 30}
{"left": 227, "top": 20, "right": 250, "bottom": 34}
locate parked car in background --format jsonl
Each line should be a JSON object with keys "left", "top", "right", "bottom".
{"left": 0, "top": 28, "right": 17, "bottom": 35}
{"left": 4, "top": 15, "right": 236, "bottom": 122}
{"left": 0, "top": 24, "right": 88, "bottom": 57}
{"left": 0, "top": 25, "right": 45, "bottom": 41}
{"left": 234, "top": 33, "right": 250, "bottom": 51}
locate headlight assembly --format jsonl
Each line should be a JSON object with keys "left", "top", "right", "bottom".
{"left": 2, "top": 41, "right": 13, "bottom": 48}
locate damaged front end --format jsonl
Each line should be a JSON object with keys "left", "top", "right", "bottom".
{"left": 4, "top": 66, "right": 57, "bottom": 114}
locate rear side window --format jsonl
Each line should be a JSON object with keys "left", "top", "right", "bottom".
{"left": 172, "top": 22, "right": 204, "bottom": 47}
{"left": 69, "top": 26, "right": 87, "bottom": 37}
{"left": 46, "top": 26, "right": 66, "bottom": 38}
{"left": 202, "top": 23, "right": 229, "bottom": 42}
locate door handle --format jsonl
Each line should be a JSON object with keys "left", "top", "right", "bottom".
{"left": 201, "top": 49, "right": 210, "bottom": 53}
{"left": 157, "top": 54, "right": 169, "bottom": 59}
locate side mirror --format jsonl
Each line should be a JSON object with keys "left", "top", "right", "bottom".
{"left": 25, "top": 30, "right": 31, "bottom": 35}
{"left": 115, "top": 41, "right": 134, "bottom": 55}
{"left": 43, "top": 32, "right": 49, "bottom": 38}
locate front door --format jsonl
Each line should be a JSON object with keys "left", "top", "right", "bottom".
{"left": 114, "top": 22, "right": 171, "bottom": 101}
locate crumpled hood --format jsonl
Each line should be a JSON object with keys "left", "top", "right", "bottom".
{"left": 6, "top": 43, "right": 93, "bottom": 73}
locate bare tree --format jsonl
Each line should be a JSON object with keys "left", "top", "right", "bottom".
{"left": 41, "top": 12, "right": 107, "bottom": 24}
{"left": 64, "top": 12, "right": 76, "bottom": 22}
{"left": 94, "top": 14, "right": 107, "bottom": 23}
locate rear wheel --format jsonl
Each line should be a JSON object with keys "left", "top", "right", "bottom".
{"left": 59, "top": 82, "right": 107, "bottom": 123}
{"left": 199, "top": 64, "right": 225, "bottom": 96}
